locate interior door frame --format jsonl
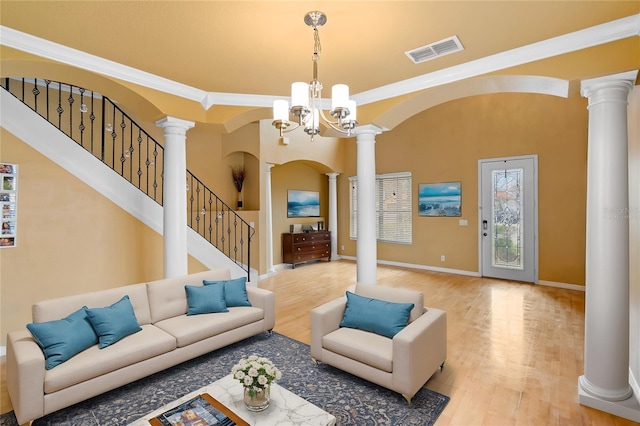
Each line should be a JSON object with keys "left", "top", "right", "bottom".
{"left": 478, "top": 155, "right": 539, "bottom": 283}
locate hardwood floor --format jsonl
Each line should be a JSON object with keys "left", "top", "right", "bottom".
{"left": 1, "top": 259, "right": 636, "bottom": 425}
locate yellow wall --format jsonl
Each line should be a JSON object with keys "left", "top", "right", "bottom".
{"left": 0, "top": 88, "right": 593, "bottom": 346}
{"left": 270, "top": 162, "right": 328, "bottom": 265}
{"left": 0, "top": 129, "right": 207, "bottom": 344}
{"left": 338, "top": 92, "right": 588, "bottom": 285}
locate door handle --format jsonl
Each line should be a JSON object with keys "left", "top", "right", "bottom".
{"left": 482, "top": 220, "right": 488, "bottom": 236}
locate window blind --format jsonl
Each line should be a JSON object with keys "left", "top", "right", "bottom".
{"left": 349, "top": 172, "right": 412, "bottom": 244}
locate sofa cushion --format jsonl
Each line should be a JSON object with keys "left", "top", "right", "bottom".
{"left": 84, "top": 295, "right": 142, "bottom": 348}
{"left": 26, "top": 308, "right": 99, "bottom": 370}
{"left": 185, "top": 283, "right": 228, "bottom": 315}
{"left": 354, "top": 284, "right": 424, "bottom": 323}
{"left": 340, "top": 291, "right": 414, "bottom": 339}
{"left": 154, "top": 307, "right": 264, "bottom": 347}
{"left": 147, "top": 269, "right": 232, "bottom": 323}
{"left": 33, "top": 283, "right": 152, "bottom": 325}
{"left": 204, "top": 277, "right": 252, "bottom": 307}
{"left": 323, "top": 327, "right": 393, "bottom": 372}
{"left": 43, "top": 324, "right": 176, "bottom": 394}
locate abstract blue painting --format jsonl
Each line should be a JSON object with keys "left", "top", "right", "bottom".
{"left": 287, "top": 190, "right": 320, "bottom": 217}
{"left": 418, "top": 182, "right": 461, "bottom": 217}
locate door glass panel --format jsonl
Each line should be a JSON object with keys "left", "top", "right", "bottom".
{"left": 492, "top": 168, "right": 524, "bottom": 270}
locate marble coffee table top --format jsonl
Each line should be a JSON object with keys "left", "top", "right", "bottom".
{"left": 129, "top": 374, "right": 336, "bottom": 426}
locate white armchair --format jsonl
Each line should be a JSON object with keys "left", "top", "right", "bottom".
{"left": 311, "top": 283, "right": 447, "bottom": 405}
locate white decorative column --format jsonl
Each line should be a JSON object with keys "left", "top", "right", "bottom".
{"left": 354, "top": 125, "right": 383, "bottom": 284}
{"left": 326, "top": 173, "right": 340, "bottom": 260}
{"left": 156, "top": 116, "right": 195, "bottom": 279}
{"left": 579, "top": 70, "right": 640, "bottom": 422}
{"left": 264, "top": 163, "right": 276, "bottom": 274}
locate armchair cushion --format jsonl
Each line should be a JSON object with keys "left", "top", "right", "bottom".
{"left": 323, "top": 327, "right": 393, "bottom": 372}
{"left": 340, "top": 291, "right": 414, "bottom": 339}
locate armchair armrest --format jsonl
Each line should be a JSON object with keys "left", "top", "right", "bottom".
{"left": 310, "top": 297, "right": 347, "bottom": 360}
{"left": 6, "top": 329, "right": 46, "bottom": 425}
{"left": 392, "top": 307, "right": 447, "bottom": 398}
{"left": 246, "top": 287, "right": 276, "bottom": 331}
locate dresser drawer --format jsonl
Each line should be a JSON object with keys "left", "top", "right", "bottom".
{"left": 294, "top": 241, "right": 330, "bottom": 253}
{"left": 282, "top": 231, "right": 331, "bottom": 268}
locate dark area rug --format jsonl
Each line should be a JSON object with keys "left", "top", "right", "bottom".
{"left": 0, "top": 332, "right": 449, "bottom": 426}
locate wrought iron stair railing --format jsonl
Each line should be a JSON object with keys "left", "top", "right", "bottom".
{"left": 2, "top": 78, "right": 254, "bottom": 279}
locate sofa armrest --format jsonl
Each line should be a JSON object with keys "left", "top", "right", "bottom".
{"left": 246, "top": 287, "right": 276, "bottom": 331}
{"left": 310, "top": 297, "right": 347, "bottom": 360}
{"left": 7, "top": 329, "right": 46, "bottom": 425}
{"left": 392, "top": 307, "right": 447, "bottom": 398}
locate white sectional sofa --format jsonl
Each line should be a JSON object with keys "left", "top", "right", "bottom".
{"left": 6, "top": 268, "right": 275, "bottom": 425}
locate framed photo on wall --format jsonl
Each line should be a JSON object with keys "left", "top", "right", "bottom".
{"left": 1, "top": 162, "right": 18, "bottom": 248}
{"left": 418, "top": 182, "right": 461, "bottom": 217}
{"left": 287, "top": 190, "right": 320, "bottom": 218}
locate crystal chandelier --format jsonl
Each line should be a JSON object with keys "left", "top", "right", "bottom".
{"left": 272, "top": 11, "right": 357, "bottom": 142}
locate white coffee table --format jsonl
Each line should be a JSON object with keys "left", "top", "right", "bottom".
{"left": 129, "top": 374, "right": 336, "bottom": 426}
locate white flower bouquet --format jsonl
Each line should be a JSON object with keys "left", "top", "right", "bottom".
{"left": 231, "top": 355, "right": 282, "bottom": 397}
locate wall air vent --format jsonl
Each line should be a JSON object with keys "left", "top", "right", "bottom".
{"left": 405, "top": 35, "right": 464, "bottom": 64}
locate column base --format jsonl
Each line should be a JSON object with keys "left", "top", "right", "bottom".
{"left": 578, "top": 377, "right": 640, "bottom": 422}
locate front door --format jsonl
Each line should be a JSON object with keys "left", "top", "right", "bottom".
{"left": 479, "top": 156, "right": 538, "bottom": 283}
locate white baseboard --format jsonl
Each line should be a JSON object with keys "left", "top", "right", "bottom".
{"left": 339, "top": 256, "right": 479, "bottom": 277}
{"left": 274, "top": 257, "right": 586, "bottom": 291}
{"left": 631, "top": 367, "right": 640, "bottom": 406}
{"left": 538, "top": 280, "right": 586, "bottom": 292}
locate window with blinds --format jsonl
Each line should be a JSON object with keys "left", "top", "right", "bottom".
{"left": 349, "top": 172, "right": 412, "bottom": 244}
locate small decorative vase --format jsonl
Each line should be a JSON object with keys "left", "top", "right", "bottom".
{"left": 243, "top": 386, "right": 270, "bottom": 411}
{"left": 237, "top": 191, "right": 244, "bottom": 210}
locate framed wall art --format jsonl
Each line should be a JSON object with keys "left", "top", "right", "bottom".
{"left": 287, "top": 190, "right": 320, "bottom": 218}
{"left": 418, "top": 182, "right": 461, "bottom": 217}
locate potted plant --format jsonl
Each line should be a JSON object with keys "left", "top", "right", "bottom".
{"left": 231, "top": 355, "right": 282, "bottom": 411}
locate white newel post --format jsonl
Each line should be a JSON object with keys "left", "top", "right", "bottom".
{"left": 579, "top": 71, "right": 640, "bottom": 421}
{"left": 354, "top": 125, "right": 383, "bottom": 284}
{"left": 156, "top": 116, "right": 195, "bottom": 279}
{"left": 326, "top": 172, "right": 339, "bottom": 260}
{"left": 265, "top": 163, "right": 276, "bottom": 274}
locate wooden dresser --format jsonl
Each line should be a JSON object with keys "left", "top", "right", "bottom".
{"left": 282, "top": 231, "right": 331, "bottom": 268}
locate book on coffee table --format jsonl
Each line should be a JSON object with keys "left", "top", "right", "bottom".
{"left": 149, "top": 393, "right": 249, "bottom": 426}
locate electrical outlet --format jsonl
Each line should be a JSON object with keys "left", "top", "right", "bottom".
{"left": 440, "top": 255, "right": 446, "bottom": 262}
{"left": 341, "top": 245, "right": 345, "bottom": 251}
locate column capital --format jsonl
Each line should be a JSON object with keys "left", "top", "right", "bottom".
{"left": 326, "top": 172, "right": 340, "bottom": 179}
{"left": 155, "top": 116, "right": 196, "bottom": 135}
{"left": 353, "top": 124, "right": 385, "bottom": 137}
{"left": 581, "top": 70, "right": 638, "bottom": 99}
{"left": 263, "top": 162, "right": 275, "bottom": 172}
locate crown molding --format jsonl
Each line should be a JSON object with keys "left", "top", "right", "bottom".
{"left": 354, "top": 13, "right": 640, "bottom": 105}
{"left": 1, "top": 13, "right": 638, "bottom": 110}
{"left": 0, "top": 25, "right": 208, "bottom": 104}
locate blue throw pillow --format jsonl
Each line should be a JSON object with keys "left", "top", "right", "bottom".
{"left": 84, "top": 295, "right": 142, "bottom": 349}
{"left": 204, "top": 277, "right": 251, "bottom": 307}
{"left": 340, "top": 291, "right": 414, "bottom": 339}
{"left": 185, "top": 282, "right": 228, "bottom": 315}
{"left": 27, "top": 308, "right": 99, "bottom": 370}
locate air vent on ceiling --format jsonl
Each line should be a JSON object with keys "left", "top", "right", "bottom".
{"left": 405, "top": 35, "right": 464, "bottom": 64}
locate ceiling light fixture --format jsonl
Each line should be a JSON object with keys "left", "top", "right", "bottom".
{"left": 272, "top": 11, "right": 357, "bottom": 142}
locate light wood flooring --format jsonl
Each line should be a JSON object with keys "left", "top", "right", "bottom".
{"left": 1, "top": 259, "right": 637, "bottom": 425}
